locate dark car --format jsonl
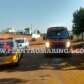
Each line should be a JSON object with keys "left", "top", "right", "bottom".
{"left": 45, "top": 27, "right": 71, "bottom": 57}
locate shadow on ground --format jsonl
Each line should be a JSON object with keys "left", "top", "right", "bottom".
{"left": 0, "top": 78, "right": 27, "bottom": 84}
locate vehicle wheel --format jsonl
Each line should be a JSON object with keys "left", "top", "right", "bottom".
{"left": 21, "top": 53, "right": 24, "bottom": 58}
{"left": 13, "top": 55, "right": 20, "bottom": 67}
{"left": 13, "top": 62, "right": 19, "bottom": 67}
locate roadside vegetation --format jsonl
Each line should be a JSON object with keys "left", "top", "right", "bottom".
{"left": 72, "top": 7, "right": 84, "bottom": 41}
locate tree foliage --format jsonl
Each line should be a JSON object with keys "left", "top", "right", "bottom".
{"left": 72, "top": 8, "right": 84, "bottom": 35}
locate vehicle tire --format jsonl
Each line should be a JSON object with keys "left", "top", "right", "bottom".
{"left": 21, "top": 53, "right": 24, "bottom": 58}
{"left": 13, "top": 62, "right": 19, "bottom": 67}
{"left": 13, "top": 55, "right": 20, "bottom": 67}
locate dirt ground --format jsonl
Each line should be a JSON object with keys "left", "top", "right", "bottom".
{"left": 0, "top": 33, "right": 84, "bottom": 84}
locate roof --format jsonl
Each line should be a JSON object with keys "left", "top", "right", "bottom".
{"left": 0, "top": 34, "right": 11, "bottom": 38}
{"left": 47, "top": 27, "right": 67, "bottom": 32}
{"left": 15, "top": 38, "right": 27, "bottom": 40}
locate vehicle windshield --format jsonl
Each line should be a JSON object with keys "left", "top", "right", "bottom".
{"left": 16, "top": 40, "right": 24, "bottom": 43}
{"left": 0, "top": 40, "right": 14, "bottom": 56}
{"left": 0, "top": 40, "right": 14, "bottom": 48}
{"left": 47, "top": 30, "right": 69, "bottom": 39}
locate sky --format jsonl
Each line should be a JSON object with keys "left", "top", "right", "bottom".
{"left": 0, "top": 0, "right": 84, "bottom": 33}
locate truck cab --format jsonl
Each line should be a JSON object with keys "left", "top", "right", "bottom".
{"left": 45, "top": 27, "right": 71, "bottom": 56}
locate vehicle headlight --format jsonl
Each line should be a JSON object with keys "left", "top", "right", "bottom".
{"left": 45, "top": 42, "right": 50, "bottom": 48}
{"left": 66, "top": 41, "right": 71, "bottom": 48}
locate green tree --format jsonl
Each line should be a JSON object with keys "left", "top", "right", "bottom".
{"left": 72, "top": 8, "right": 84, "bottom": 40}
